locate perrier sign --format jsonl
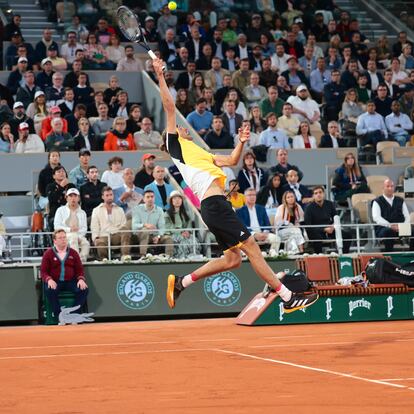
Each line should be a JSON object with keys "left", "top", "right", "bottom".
{"left": 252, "top": 292, "right": 414, "bottom": 325}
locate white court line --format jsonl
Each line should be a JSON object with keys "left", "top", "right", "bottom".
{"left": 214, "top": 349, "right": 414, "bottom": 392}
{"left": 0, "top": 347, "right": 209, "bottom": 361}
{"left": 263, "top": 330, "right": 408, "bottom": 340}
{"left": 378, "top": 378, "right": 414, "bottom": 382}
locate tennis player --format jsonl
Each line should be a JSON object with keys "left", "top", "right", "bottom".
{"left": 152, "top": 59, "right": 318, "bottom": 313}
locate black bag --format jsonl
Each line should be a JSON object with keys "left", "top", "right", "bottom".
{"left": 364, "top": 258, "right": 414, "bottom": 287}
{"left": 251, "top": 145, "right": 269, "bottom": 162}
{"left": 281, "top": 270, "right": 312, "bottom": 292}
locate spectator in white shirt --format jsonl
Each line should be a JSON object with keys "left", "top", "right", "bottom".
{"left": 116, "top": 45, "right": 143, "bottom": 72}
{"left": 390, "top": 57, "right": 409, "bottom": 89}
{"left": 259, "top": 112, "right": 290, "bottom": 149}
{"left": 292, "top": 121, "right": 317, "bottom": 149}
{"left": 60, "top": 31, "right": 83, "bottom": 65}
{"left": 271, "top": 43, "right": 291, "bottom": 73}
{"left": 101, "top": 156, "right": 124, "bottom": 189}
{"left": 14, "top": 122, "right": 44, "bottom": 153}
{"left": 385, "top": 100, "right": 413, "bottom": 146}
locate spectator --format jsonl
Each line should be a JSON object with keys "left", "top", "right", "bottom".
{"left": 392, "top": 31, "right": 413, "bottom": 58}
{"left": 45, "top": 72, "right": 65, "bottom": 107}
{"left": 176, "top": 61, "right": 198, "bottom": 91}
{"left": 6, "top": 56, "right": 28, "bottom": 95}
{"left": 257, "top": 172, "right": 283, "bottom": 214}
{"left": 385, "top": 100, "right": 413, "bottom": 146}
{"left": 63, "top": 60, "right": 89, "bottom": 90}
{"left": 311, "top": 12, "right": 329, "bottom": 41}
{"left": 287, "top": 84, "right": 323, "bottom": 141}
{"left": 134, "top": 117, "right": 162, "bottom": 149}
{"left": 364, "top": 60, "right": 383, "bottom": 93}
{"left": 60, "top": 31, "right": 83, "bottom": 65}
{"left": 94, "top": 17, "right": 115, "bottom": 45}
{"left": 45, "top": 117, "right": 74, "bottom": 152}
{"left": 211, "top": 29, "right": 229, "bottom": 60}
{"left": 46, "top": 44, "right": 67, "bottom": 71}
{"left": 186, "top": 98, "right": 213, "bottom": 138}
{"left": 372, "top": 179, "right": 414, "bottom": 251}
{"left": 260, "top": 113, "right": 290, "bottom": 149}
{"left": 274, "top": 191, "right": 305, "bottom": 254}
{"left": 91, "top": 186, "right": 129, "bottom": 260}
{"left": 258, "top": 33, "right": 275, "bottom": 58}
{"left": 222, "top": 47, "right": 239, "bottom": 71}
{"left": 356, "top": 101, "right": 388, "bottom": 148}
{"left": 332, "top": 152, "right": 369, "bottom": 204}
{"left": 277, "top": 102, "right": 301, "bottom": 138}
{"left": 103, "top": 75, "right": 122, "bottom": 106}
{"left": 271, "top": 43, "right": 291, "bottom": 73}
{"left": 236, "top": 188, "right": 280, "bottom": 252}
{"left": 383, "top": 68, "right": 400, "bottom": 100}
{"left": 248, "top": 105, "right": 266, "bottom": 134}
{"left": 159, "top": 28, "right": 180, "bottom": 64}
{"left": 214, "top": 74, "right": 243, "bottom": 112}
{"left": 80, "top": 166, "right": 107, "bottom": 218}
{"left": 234, "top": 119, "right": 260, "bottom": 149}
{"left": 54, "top": 188, "right": 89, "bottom": 261}
{"left": 101, "top": 156, "right": 124, "bottom": 189}
{"left": 374, "top": 84, "right": 393, "bottom": 118}
{"left": 65, "top": 15, "right": 89, "bottom": 43}
{"left": 242, "top": 72, "right": 267, "bottom": 108}
{"left": 68, "top": 148, "right": 90, "bottom": 189}
{"left": 320, "top": 121, "right": 347, "bottom": 148}
{"left": 0, "top": 122, "right": 14, "bottom": 153}
{"left": 341, "top": 88, "right": 364, "bottom": 128}
{"left": 281, "top": 167, "right": 312, "bottom": 204}
{"left": 391, "top": 57, "right": 409, "bottom": 89}
{"left": 260, "top": 85, "right": 285, "bottom": 118}
{"left": 277, "top": 75, "right": 293, "bottom": 101}
{"left": 232, "top": 58, "right": 251, "bottom": 94}
{"left": 14, "top": 122, "right": 44, "bottom": 153}
{"left": 226, "top": 89, "right": 247, "bottom": 119}
{"left": 92, "top": 103, "right": 113, "bottom": 143}
{"left": 9, "top": 101, "right": 35, "bottom": 139}
{"left": 184, "top": 26, "right": 204, "bottom": 62}
{"left": 350, "top": 32, "right": 368, "bottom": 67}
{"left": 104, "top": 117, "right": 136, "bottom": 151}
{"left": 164, "top": 191, "right": 200, "bottom": 258}
{"left": 157, "top": 4, "right": 178, "bottom": 39}
{"left": 292, "top": 121, "right": 317, "bottom": 149}
{"left": 38, "top": 150, "right": 61, "bottom": 202}
{"left": 325, "top": 46, "right": 343, "bottom": 71}
{"left": 104, "top": 33, "right": 125, "bottom": 65}
{"left": 398, "top": 84, "right": 414, "bottom": 116}
{"left": 404, "top": 158, "right": 414, "bottom": 179}
{"left": 204, "top": 116, "right": 234, "bottom": 149}
{"left": 232, "top": 33, "right": 252, "bottom": 61}
{"left": 298, "top": 45, "right": 317, "bottom": 78}
{"left": 175, "top": 89, "right": 193, "bottom": 117}
{"left": 65, "top": 104, "right": 87, "bottom": 136}
{"left": 281, "top": 31, "right": 304, "bottom": 59}
{"left": 86, "top": 91, "right": 104, "bottom": 118}
{"left": 40, "top": 229, "right": 88, "bottom": 320}
{"left": 324, "top": 70, "right": 346, "bottom": 121}
{"left": 270, "top": 149, "right": 303, "bottom": 186}
{"left": 46, "top": 165, "right": 74, "bottom": 229}
{"left": 399, "top": 44, "right": 414, "bottom": 71}
{"left": 259, "top": 57, "right": 278, "bottom": 89}
{"left": 4, "top": 15, "right": 22, "bottom": 41}
{"left": 220, "top": 100, "right": 243, "bottom": 138}
{"left": 15, "top": 71, "right": 40, "bottom": 109}
{"left": 27, "top": 91, "right": 48, "bottom": 135}
{"left": 142, "top": 15, "right": 158, "bottom": 42}
{"left": 116, "top": 45, "right": 143, "bottom": 72}
{"left": 357, "top": 73, "right": 373, "bottom": 105}
{"left": 203, "top": 88, "right": 217, "bottom": 114}
{"left": 113, "top": 168, "right": 144, "bottom": 218}
{"left": 340, "top": 59, "right": 359, "bottom": 90}
{"left": 249, "top": 44, "right": 264, "bottom": 72}
{"left": 126, "top": 105, "right": 142, "bottom": 135}
{"left": 109, "top": 90, "right": 131, "bottom": 119}
{"left": 131, "top": 189, "right": 174, "bottom": 257}
{"left": 227, "top": 179, "right": 245, "bottom": 209}
{"left": 134, "top": 153, "right": 156, "bottom": 188}
{"left": 310, "top": 57, "right": 331, "bottom": 103}
{"left": 304, "top": 186, "right": 351, "bottom": 254}
{"left": 170, "top": 47, "right": 190, "bottom": 71}
{"left": 204, "top": 57, "right": 230, "bottom": 92}
{"left": 83, "top": 33, "right": 114, "bottom": 70}
{"left": 237, "top": 150, "right": 267, "bottom": 194}
{"left": 144, "top": 166, "right": 174, "bottom": 210}
{"left": 73, "top": 73, "right": 94, "bottom": 107}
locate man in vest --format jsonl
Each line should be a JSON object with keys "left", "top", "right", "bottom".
{"left": 372, "top": 179, "right": 414, "bottom": 251}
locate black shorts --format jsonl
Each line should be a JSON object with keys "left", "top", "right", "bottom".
{"left": 200, "top": 195, "right": 251, "bottom": 251}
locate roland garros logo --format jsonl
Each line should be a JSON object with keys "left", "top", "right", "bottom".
{"left": 204, "top": 271, "right": 241, "bottom": 306}
{"left": 117, "top": 272, "right": 155, "bottom": 310}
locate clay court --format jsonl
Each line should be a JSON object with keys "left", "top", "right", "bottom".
{"left": 1, "top": 318, "right": 414, "bottom": 413}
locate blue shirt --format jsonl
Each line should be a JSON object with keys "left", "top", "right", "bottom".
{"left": 356, "top": 112, "right": 388, "bottom": 138}
{"left": 259, "top": 127, "right": 290, "bottom": 149}
{"left": 310, "top": 69, "right": 332, "bottom": 93}
{"left": 186, "top": 110, "right": 214, "bottom": 133}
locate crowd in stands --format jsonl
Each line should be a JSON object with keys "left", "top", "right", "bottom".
{"left": 1, "top": 0, "right": 414, "bottom": 259}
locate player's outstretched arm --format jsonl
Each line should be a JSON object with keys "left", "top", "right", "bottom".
{"left": 214, "top": 125, "right": 250, "bottom": 167}
{"left": 153, "top": 58, "right": 176, "bottom": 134}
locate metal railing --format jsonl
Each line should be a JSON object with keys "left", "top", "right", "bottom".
{"left": 1, "top": 222, "right": 412, "bottom": 263}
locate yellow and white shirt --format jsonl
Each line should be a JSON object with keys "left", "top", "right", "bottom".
{"left": 167, "top": 132, "right": 226, "bottom": 199}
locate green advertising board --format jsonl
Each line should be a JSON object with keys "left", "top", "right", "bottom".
{"left": 253, "top": 292, "right": 414, "bottom": 325}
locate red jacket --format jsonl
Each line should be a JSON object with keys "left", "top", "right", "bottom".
{"left": 40, "top": 247, "right": 85, "bottom": 283}
{"left": 40, "top": 117, "right": 68, "bottom": 141}
{"left": 104, "top": 130, "right": 136, "bottom": 151}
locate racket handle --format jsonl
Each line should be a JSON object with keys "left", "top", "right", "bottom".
{"left": 148, "top": 50, "right": 166, "bottom": 72}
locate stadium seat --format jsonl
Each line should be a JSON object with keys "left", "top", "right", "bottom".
{"left": 351, "top": 193, "right": 376, "bottom": 224}
{"left": 366, "top": 175, "right": 390, "bottom": 196}
{"left": 304, "top": 256, "right": 331, "bottom": 282}
{"left": 91, "top": 82, "right": 108, "bottom": 93}
{"left": 376, "top": 141, "right": 399, "bottom": 164}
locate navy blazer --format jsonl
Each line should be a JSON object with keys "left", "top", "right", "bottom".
{"left": 319, "top": 134, "right": 347, "bottom": 148}
{"left": 236, "top": 204, "right": 271, "bottom": 232}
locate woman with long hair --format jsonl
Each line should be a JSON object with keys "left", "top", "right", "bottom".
{"left": 259, "top": 33, "right": 275, "bottom": 57}
{"left": 104, "top": 117, "right": 136, "bottom": 151}
{"left": 175, "top": 88, "right": 193, "bottom": 117}
{"left": 83, "top": 33, "right": 114, "bottom": 70}
{"left": 249, "top": 105, "right": 267, "bottom": 134}
{"left": 257, "top": 173, "right": 283, "bottom": 216}
{"left": 0, "top": 122, "right": 14, "bottom": 153}
{"left": 292, "top": 121, "right": 317, "bottom": 149}
{"left": 188, "top": 74, "right": 205, "bottom": 107}
{"left": 270, "top": 16, "right": 285, "bottom": 41}
{"left": 106, "top": 34, "right": 125, "bottom": 65}
{"left": 341, "top": 88, "right": 364, "bottom": 124}
{"left": 26, "top": 91, "right": 48, "bottom": 135}
{"left": 237, "top": 150, "right": 267, "bottom": 193}
{"left": 274, "top": 190, "right": 305, "bottom": 254}
{"left": 165, "top": 191, "right": 200, "bottom": 258}
{"left": 332, "top": 152, "right": 369, "bottom": 203}
{"left": 202, "top": 87, "right": 217, "bottom": 114}
{"left": 126, "top": 104, "right": 142, "bottom": 135}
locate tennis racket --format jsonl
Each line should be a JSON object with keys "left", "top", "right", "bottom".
{"left": 117, "top": 6, "right": 166, "bottom": 72}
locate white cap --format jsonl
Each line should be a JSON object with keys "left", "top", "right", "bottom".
{"left": 35, "top": 91, "right": 45, "bottom": 99}
{"left": 13, "top": 101, "right": 24, "bottom": 109}
{"left": 18, "top": 122, "right": 29, "bottom": 131}
{"left": 18, "top": 57, "right": 28, "bottom": 64}
{"left": 296, "top": 84, "right": 308, "bottom": 93}
{"left": 41, "top": 57, "right": 52, "bottom": 66}
{"left": 66, "top": 188, "right": 80, "bottom": 196}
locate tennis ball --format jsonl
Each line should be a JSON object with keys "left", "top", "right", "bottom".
{"left": 168, "top": 1, "right": 177, "bottom": 11}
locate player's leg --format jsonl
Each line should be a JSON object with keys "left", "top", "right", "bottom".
{"left": 166, "top": 247, "right": 242, "bottom": 309}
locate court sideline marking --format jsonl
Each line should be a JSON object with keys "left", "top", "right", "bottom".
{"left": 214, "top": 349, "right": 414, "bottom": 393}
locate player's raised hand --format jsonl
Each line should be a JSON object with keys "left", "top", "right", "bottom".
{"left": 153, "top": 58, "right": 166, "bottom": 77}
{"left": 238, "top": 124, "right": 250, "bottom": 143}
